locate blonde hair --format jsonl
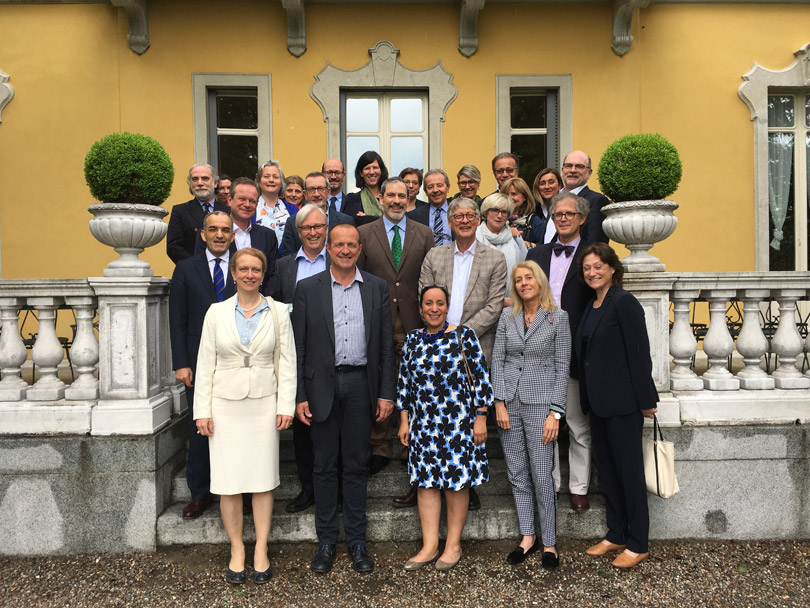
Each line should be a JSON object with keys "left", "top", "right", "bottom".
{"left": 501, "top": 177, "right": 536, "bottom": 216}
{"left": 508, "top": 260, "right": 557, "bottom": 316}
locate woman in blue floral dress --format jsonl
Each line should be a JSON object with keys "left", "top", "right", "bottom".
{"left": 397, "top": 285, "right": 493, "bottom": 571}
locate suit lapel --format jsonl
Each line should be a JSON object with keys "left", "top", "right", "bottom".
{"left": 585, "top": 288, "right": 615, "bottom": 356}
{"left": 464, "top": 245, "right": 483, "bottom": 301}
{"left": 194, "top": 255, "right": 217, "bottom": 301}
{"left": 359, "top": 274, "right": 372, "bottom": 346}
{"left": 317, "top": 273, "right": 336, "bottom": 348}
{"left": 246, "top": 300, "right": 273, "bottom": 351}
{"left": 373, "top": 221, "right": 396, "bottom": 272}
{"left": 398, "top": 220, "right": 415, "bottom": 270}
{"left": 444, "top": 245, "right": 455, "bottom": 293}
{"left": 563, "top": 241, "right": 584, "bottom": 288}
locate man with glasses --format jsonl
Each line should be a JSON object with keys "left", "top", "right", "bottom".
{"left": 490, "top": 153, "right": 519, "bottom": 195}
{"left": 527, "top": 192, "right": 594, "bottom": 511}
{"left": 280, "top": 172, "right": 354, "bottom": 256}
{"left": 561, "top": 150, "right": 610, "bottom": 244}
{"left": 407, "top": 169, "right": 454, "bottom": 246}
{"left": 418, "top": 196, "right": 506, "bottom": 511}
{"left": 322, "top": 158, "right": 351, "bottom": 215}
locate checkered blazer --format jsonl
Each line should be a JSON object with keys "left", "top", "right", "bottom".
{"left": 490, "top": 306, "right": 571, "bottom": 410}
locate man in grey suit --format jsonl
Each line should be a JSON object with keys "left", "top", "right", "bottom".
{"left": 292, "top": 223, "right": 396, "bottom": 574}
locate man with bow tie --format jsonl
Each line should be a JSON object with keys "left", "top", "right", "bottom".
{"left": 527, "top": 192, "right": 595, "bottom": 511}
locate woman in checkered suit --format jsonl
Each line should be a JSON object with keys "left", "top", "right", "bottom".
{"left": 491, "top": 260, "right": 571, "bottom": 569}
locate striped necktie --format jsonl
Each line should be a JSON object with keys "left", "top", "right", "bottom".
{"left": 203, "top": 202, "right": 211, "bottom": 215}
{"left": 391, "top": 224, "right": 402, "bottom": 271}
{"left": 213, "top": 258, "right": 225, "bottom": 302}
{"left": 433, "top": 207, "right": 444, "bottom": 246}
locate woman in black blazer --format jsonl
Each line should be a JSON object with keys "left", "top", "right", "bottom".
{"left": 575, "top": 243, "right": 658, "bottom": 570}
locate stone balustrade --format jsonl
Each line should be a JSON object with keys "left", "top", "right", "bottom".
{"left": 0, "top": 278, "right": 184, "bottom": 435}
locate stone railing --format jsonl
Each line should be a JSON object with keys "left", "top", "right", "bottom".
{"left": 0, "top": 277, "right": 184, "bottom": 435}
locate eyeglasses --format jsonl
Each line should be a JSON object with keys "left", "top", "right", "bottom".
{"left": 451, "top": 213, "right": 478, "bottom": 221}
{"left": 305, "top": 186, "right": 328, "bottom": 193}
{"left": 551, "top": 211, "right": 581, "bottom": 220}
{"left": 458, "top": 180, "right": 479, "bottom": 188}
{"left": 324, "top": 170, "right": 344, "bottom": 176}
{"left": 489, "top": 209, "right": 509, "bottom": 216}
{"left": 299, "top": 223, "right": 327, "bottom": 233}
{"left": 561, "top": 163, "right": 589, "bottom": 171}
{"left": 494, "top": 167, "right": 516, "bottom": 175}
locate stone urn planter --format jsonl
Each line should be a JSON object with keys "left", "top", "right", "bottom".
{"left": 88, "top": 203, "right": 169, "bottom": 277}
{"left": 84, "top": 132, "right": 174, "bottom": 277}
{"left": 598, "top": 133, "right": 682, "bottom": 272}
{"left": 601, "top": 199, "right": 679, "bottom": 272}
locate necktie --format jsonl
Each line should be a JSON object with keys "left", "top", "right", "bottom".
{"left": 213, "top": 258, "right": 225, "bottom": 301}
{"left": 433, "top": 207, "right": 444, "bottom": 246}
{"left": 329, "top": 196, "right": 338, "bottom": 213}
{"left": 203, "top": 202, "right": 211, "bottom": 215}
{"left": 553, "top": 243, "right": 575, "bottom": 258}
{"left": 391, "top": 224, "right": 402, "bottom": 271}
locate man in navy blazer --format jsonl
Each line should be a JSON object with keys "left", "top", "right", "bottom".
{"left": 528, "top": 191, "right": 595, "bottom": 511}
{"left": 169, "top": 211, "right": 236, "bottom": 519}
{"left": 292, "top": 223, "right": 395, "bottom": 574}
{"left": 194, "top": 178, "right": 278, "bottom": 294}
{"left": 561, "top": 151, "right": 611, "bottom": 244}
{"left": 167, "top": 163, "right": 229, "bottom": 263}
{"left": 406, "top": 169, "right": 453, "bottom": 246}
{"left": 280, "top": 172, "right": 354, "bottom": 257}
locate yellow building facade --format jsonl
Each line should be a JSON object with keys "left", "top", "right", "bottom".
{"left": 1, "top": 1, "right": 809, "bottom": 280}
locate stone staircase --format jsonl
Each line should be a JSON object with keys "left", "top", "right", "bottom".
{"left": 156, "top": 425, "right": 607, "bottom": 546}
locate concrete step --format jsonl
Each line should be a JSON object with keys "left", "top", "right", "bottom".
{"left": 156, "top": 494, "right": 607, "bottom": 546}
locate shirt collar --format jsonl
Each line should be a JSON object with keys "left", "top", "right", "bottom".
{"left": 383, "top": 214, "right": 406, "bottom": 233}
{"left": 235, "top": 297, "right": 270, "bottom": 317}
{"left": 454, "top": 240, "right": 477, "bottom": 256}
{"left": 557, "top": 234, "right": 581, "bottom": 251}
{"left": 234, "top": 223, "right": 252, "bottom": 234}
{"left": 205, "top": 248, "right": 230, "bottom": 265}
{"left": 296, "top": 245, "right": 327, "bottom": 262}
{"left": 330, "top": 266, "right": 363, "bottom": 285}
{"left": 568, "top": 184, "right": 587, "bottom": 195}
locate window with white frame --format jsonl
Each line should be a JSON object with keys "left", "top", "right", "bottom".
{"left": 496, "top": 75, "right": 572, "bottom": 184}
{"left": 343, "top": 92, "right": 428, "bottom": 183}
{"left": 192, "top": 74, "right": 272, "bottom": 179}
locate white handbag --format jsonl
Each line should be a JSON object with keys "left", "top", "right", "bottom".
{"left": 642, "top": 415, "right": 680, "bottom": 499}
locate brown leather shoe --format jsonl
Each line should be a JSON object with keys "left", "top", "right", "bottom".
{"left": 392, "top": 484, "right": 418, "bottom": 508}
{"left": 612, "top": 550, "right": 649, "bottom": 569}
{"left": 182, "top": 498, "right": 212, "bottom": 519}
{"left": 585, "top": 541, "right": 627, "bottom": 556}
{"left": 570, "top": 493, "right": 590, "bottom": 511}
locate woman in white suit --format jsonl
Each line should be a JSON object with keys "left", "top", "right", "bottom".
{"left": 194, "top": 247, "right": 296, "bottom": 585}
{"left": 491, "top": 260, "right": 570, "bottom": 569}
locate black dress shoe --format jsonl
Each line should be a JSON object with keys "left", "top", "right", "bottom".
{"left": 368, "top": 455, "right": 390, "bottom": 476}
{"left": 468, "top": 487, "right": 481, "bottom": 511}
{"left": 348, "top": 542, "right": 374, "bottom": 572}
{"left": 310, "top": 544, "right": 336, "bottom": 574}
{"left": 506, "top": 539, "right": 540, "bottom": 565}
{"left": 285, "top": 489, "right": 315, "bottom": 513}
{"left": 183, "top": 498, "right": 212, "bottom": 519}
{"left": 225, "top": 567, "right": 246, "bottom": 584}
{"left": 541, "top": 550, "right": 560, "bottom": 570}
{"left": 252, "top": 565, "right": 272, "bottom": 584}
{"left": 392, "top": 484, "right": 418, "bottom": 508}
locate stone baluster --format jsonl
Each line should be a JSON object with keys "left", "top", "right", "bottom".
{"left": 25, "top": 296, "right": 67, "bottom": 400}
{"left": 64, "top": 297, "right": 99, "bottom": 400}
{"left": 669, "top": 288, "right": 703, "bottom": 391}
{"left": 735, "top": 289, "right": 775, "bottom": 389}
{"left": 770, "top": 289, "right": 810, "bottom": 388}
{"left": 701, "top": 289, "right": 740, "bottom": 390}
{"left": 0, "top": 297, "right": 29, "bottom": 401}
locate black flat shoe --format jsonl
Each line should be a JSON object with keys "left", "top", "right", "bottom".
{"left": 285, "top": 489, "right": 315, "bottom": 513}
{"left": 542, "top": 550, "right": 560, "bottom": 570}
{"left": 310, "top": 543, "right": 336, "bottom": 574}
{"left": 348, "top": 542, "right": 375, "bottom": 572}
{"left": 225, "top": 567, "right": 246, "bottom": 584}
{"left": 252, "top": 565, "right": 272, "bottom": 584}
{"left": 506, "top": 539, "right": 540, "bottom": 565}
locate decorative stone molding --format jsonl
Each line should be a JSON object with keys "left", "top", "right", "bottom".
{"left": 0, "top": 70, "right": 13, "bottom": 124}
{"left": 611, "top": 0, "right": 649, "bottom": 56}
{"left": 310, "top": 40, "right": 458, "bottom": 168}
{"left": 109, "top": 0, "right": 150, "bottom": 55}
{"left": 738, "top": 43, "right": 810, "bottom": 270}
{"left": 281, "top": 0, "right": 306, "bottom": 57}
{"left": 459, "top": 0, "right": 485, "bottom": 58}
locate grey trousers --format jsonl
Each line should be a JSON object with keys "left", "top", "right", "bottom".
{"left": 552, "top": 377, "right": 592, "bottom": 495}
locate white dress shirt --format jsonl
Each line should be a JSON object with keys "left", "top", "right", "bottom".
{"left": 447, "top": 240, "right": 477, "bottom": 325}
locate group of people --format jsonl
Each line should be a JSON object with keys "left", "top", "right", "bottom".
{"left": 167, "top": 149, "right": 659, "bottom": 584}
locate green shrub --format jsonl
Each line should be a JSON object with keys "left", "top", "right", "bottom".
{"left": 597, "top": 133, "right": 682, "bottom": 202}
{"left": 84, "top": 132, "right": 174, "bottom": 205}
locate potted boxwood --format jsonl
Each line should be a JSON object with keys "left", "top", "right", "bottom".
{"left": 85, "top": 132, "right": 174, "bottom": 277}
{"left": 597, "top": 133, "right": 682, "bottom": 272}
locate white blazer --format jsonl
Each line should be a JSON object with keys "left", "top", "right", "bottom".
{"left": 193, "top": 295, "right": 297, "bottom": 419}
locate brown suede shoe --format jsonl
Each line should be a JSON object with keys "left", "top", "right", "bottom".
{"left": 612, "top": 550, "right": 649, "bottom": 569}
{"left": 585, "top": 541, "right": 627, "bottom": 556}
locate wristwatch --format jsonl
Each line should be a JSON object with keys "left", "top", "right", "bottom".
{"left": 550, "top": 412, "right": 562, "bottom": 420}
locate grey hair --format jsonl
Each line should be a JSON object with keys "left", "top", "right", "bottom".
{"left": 295, "top": 203, "right": 327, "bottom": 228}
{"left": 424, "top": 168, "right": 451, "bottom": 187}
{"left": 187, "top": 163, "right": 218, "bottom": 183}
{"left": 457, "top": 165, "right": 481, "bottom": 183}
{"left": 448, "top": 197, "right": 480, "bottom": 218}
{"left": 549, "top": 192, "right": 589, "bottom": 217}
{"left": 380, "top": 177, "right": 407, "bottom": 195}
{"left": 203, "top": 209, "right": 233, "bottom": 228}
{"left": 480, "top": 193, "right": 514, "bottom": 218}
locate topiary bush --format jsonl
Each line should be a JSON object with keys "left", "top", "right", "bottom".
{"left": 597, "top": 133, "right": 682, "bottom": 202}
{"left": 84, "top": 132, "right": 174, "bottom": 205}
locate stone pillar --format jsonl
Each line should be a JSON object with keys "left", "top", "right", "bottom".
{"left": 64, "top": 296, "right": 100, "bottom": 400}
{"left": 735, "top": 289, "right": 774, "bottom": 390}
{"left": 88, "top": 277, "right": 172, "bottom": 435}
{"left": 770, "top": 289, "right": 810, "bottom": 389}
{"left": 0, "top": 297, "right": 28, "bottom": 401}
{"left": 669, "top": 288, "right": 703, "bottom": 391}
{"left": 26, "top": 297, "right": 67, "bottom": 401}
{"left": 701, "top": 289, "right": 740, "bottom": 390}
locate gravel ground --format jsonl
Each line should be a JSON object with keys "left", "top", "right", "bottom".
{"left": 1, "top": 539, "right": 808, "bottom": 607}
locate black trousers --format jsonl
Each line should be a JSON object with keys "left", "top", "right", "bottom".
{"left": 292, "top": 417, "right": 314, "bottom": 493}
{"left": 310, "top": 368, "right": 372, "bottom": 547}
{"left": 589, "top": 409, "right": 649, "bottom": 553}
{"left": 185, "top": 386, "right": 211, "bottom": 501}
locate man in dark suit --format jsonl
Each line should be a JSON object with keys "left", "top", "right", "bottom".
{"left": 167, "top": 163, "right": 229, "bottom": 263}
{"left": 169, "top": 211, "right": 236, "bottom": 519}
{"left": 406, "top": 169, "right": 453, "bottom": 246}
{"left": 269, "top": 203, "right": 330, "bottom": 514}
{"left": 280, "top": 172, "right": 354, "bottom": 257}
{"left": 561, "top": 150, "right": 611, "bottom": 244}
{"left": 292, "top": 223, "right": 395, "bottom": 574}
{"left": 194, "top": 177, "right": 278, "bottom": 294}
{"left": 323, "top": 158, "right": 350, "bottom": 215}
{"left": 527, "top": 191, "right": 594, "bottom": 511}
{"left": 357, "top": 177, "right": 434, "bottom": 490}
{"left": 489, "top": 152, "right": 519, "bottom": 196}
